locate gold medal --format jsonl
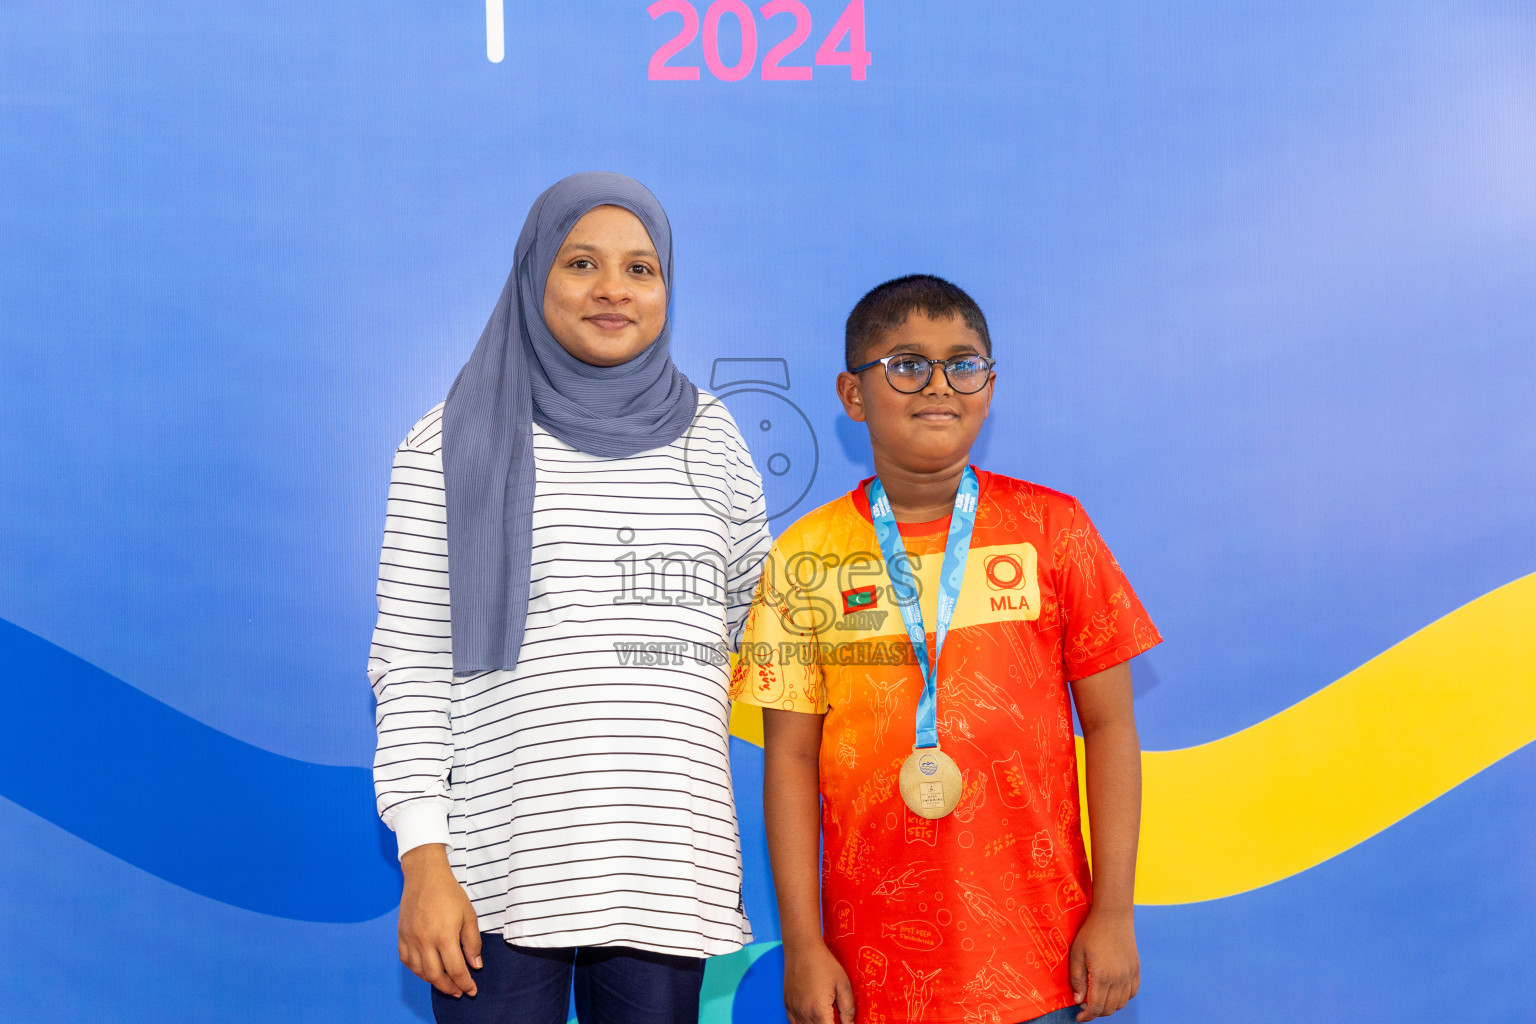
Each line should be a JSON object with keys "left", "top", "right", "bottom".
{"left": 899, "top": 746, "right": 963, "bottom": 819}
{"left": 868, "top": 470, "right": 980, "bottom": 824}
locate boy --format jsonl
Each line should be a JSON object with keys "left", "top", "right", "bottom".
{"left": 730, "top": 275, "right": 1159, "bottom": 1024}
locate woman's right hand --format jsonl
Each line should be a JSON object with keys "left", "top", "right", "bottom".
{"left": 783, "top": 940, "right": 856, "bottom": 1024}
{"left": 398, "top": 844, "right": 483, "bottom": 998}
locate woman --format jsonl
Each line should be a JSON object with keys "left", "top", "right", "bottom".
{"left": 368, "top": 172, "right": 770, "bottom": 1024}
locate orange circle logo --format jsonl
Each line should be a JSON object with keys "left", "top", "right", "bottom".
{"left": 985, "top": 554, "right": 1024, "bottom": 590}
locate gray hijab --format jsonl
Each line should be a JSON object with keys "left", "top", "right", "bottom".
{"left": 442, "top": 172, "right": 698, "bottom": 675}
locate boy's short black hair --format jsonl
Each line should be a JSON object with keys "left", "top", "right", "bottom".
{"left": 844, "top": 274, "right": 992, "bottom": 370}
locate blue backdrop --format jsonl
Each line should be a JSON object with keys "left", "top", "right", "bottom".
{"left": 2, "top": 1, "right": 1534, "bottom": 1021}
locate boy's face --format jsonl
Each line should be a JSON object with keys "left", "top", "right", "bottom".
{"left": 836, "top": 312, "right": 994, "bottom": 477}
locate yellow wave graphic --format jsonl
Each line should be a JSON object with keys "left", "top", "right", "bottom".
{"left": 727, "top": 572, "right": 1536, "bottom": 904}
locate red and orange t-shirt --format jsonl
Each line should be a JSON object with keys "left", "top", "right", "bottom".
{"left": 730, "top": 470, "right": 1161, "bottom": 1024}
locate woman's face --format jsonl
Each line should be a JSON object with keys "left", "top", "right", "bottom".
{"left": 542, "top": 205, "right": 667, "bottom": 367}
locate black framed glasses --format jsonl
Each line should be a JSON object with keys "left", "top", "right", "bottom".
{"left": 849, "top": 352, "right": 996, "bottom": 394}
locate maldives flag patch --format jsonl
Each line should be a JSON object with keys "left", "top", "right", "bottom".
{"left": 842, "top": 585, "right": 878, "bottom": 613}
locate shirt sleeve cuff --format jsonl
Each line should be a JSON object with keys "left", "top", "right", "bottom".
{"left": 1065, "top": 630, "right": 1164, "bottom": 683}
{"left": 390, "top": 799, "right": 452, "bottom": 859}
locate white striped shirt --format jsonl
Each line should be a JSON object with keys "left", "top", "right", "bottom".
{"left": 368, "top": 393, "right": 770, "bottom": 957}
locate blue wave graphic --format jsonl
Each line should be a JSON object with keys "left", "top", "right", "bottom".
{"left": 0, "top": 618, "right": 400, "bottom": 922}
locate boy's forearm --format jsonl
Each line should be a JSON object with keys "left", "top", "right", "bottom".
{"left": 1070, "top": 661, "right": 1141, "bottom": 912}
{"left": 762, "top": 709, "right": 826, "bottom": 950}
{"left": 1080, "top": 718, "right": 1141, "bottom": 912}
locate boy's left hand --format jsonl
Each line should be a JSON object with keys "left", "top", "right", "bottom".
{"left": 1068, "top": 906, "right": 1139, "bottom": 1021}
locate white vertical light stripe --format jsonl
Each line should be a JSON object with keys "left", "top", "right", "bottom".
{"left": 485, "top": 0, "right": 505, "bottom": 63}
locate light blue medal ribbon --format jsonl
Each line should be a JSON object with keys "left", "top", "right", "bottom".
{"left": 866, "top": 466, "right": 980, "bottom": 750}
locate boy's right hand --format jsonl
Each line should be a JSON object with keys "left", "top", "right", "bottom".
{"left": 398, "top": 844, "right": 483, "bottom": 999}
{"left": 783, "top": 940, "right": 856, "bottom": 1024}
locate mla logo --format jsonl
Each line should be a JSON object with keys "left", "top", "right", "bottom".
{"left": 984, "top": 553, "right": 1025, "bottom": 591}
{"left": 979, "top": 545, "right": 1041, "bottom": 619}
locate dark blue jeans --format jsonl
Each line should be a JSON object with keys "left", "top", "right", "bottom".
{"left": 429, "top": 934, "right": 705, "bottom": 1024}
